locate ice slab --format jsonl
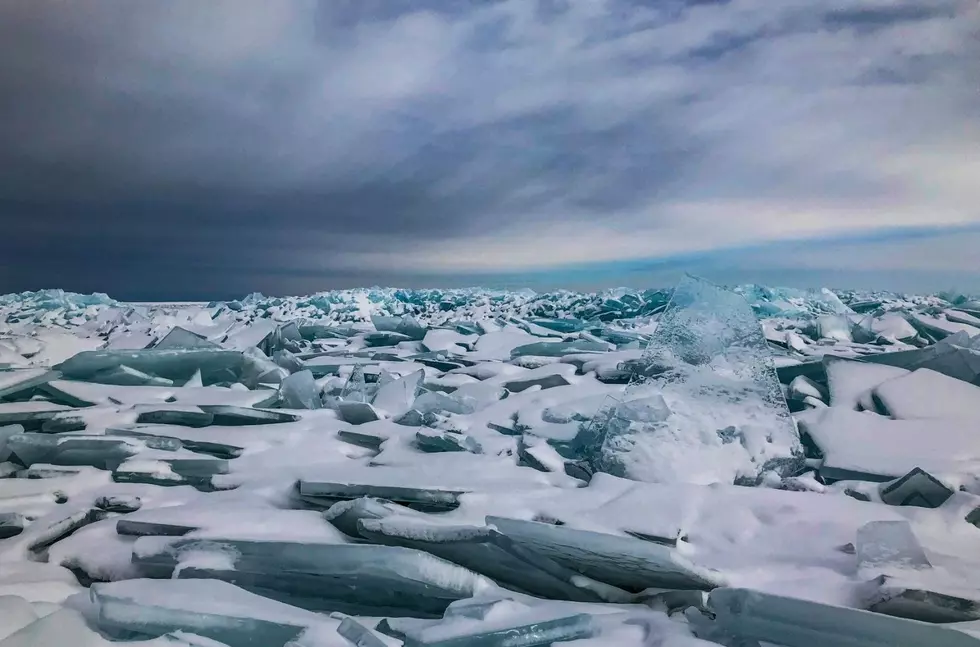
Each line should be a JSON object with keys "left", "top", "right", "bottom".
{"left": 117, "top": 505, "right": 347, "bottom": 542}
{"left": 91, "top": 578, "right": 334, "bottom": 645}
{"left": 0, "top": 513, "right": 28, "bottom": 539}
{"left": 874, "top": 369, "right": 980, "bottom": 420}
{"left": 594, "top": 275, "right": 801, "bottom": 485}
{"left": 135, "top": 405, "right": 214, "bottom": 428}
{"left": 0, "top": 596, "right": 37, "bottom": 641}
{"left": 6, "top": 432, "right": 151, "bottom": 469}
{"left": 487, "top": 516, "right": 722, "bottom": 591}
{"left": 372, "top": 369, "right": 425, "bottom": 418}
{"left": 510, "top": 340, "right": 609, "bottom": 359}
{"left": 708, "top": 587, "right": 980, "bottom": 647}
{"left": 57, "top": 349, "right": 245, "bottom": 385}
{"left": 371, "top": 315, "right": 427, "bottom": 341}
{"left": 0, "top": 369, "right": 59, "bottom": 400}
{"left": 798, "top": 408, "right": 980, "bottom": 484}
{"left": 133, "top": 538, "right": 493, "bottom": 617}
{"left": 198, "top": 405, "right": 299, "bottom": 426}
{"left": 382, "top": 599, "right": 597, "bottom": 647}
{"left": 89, "top": 365, "right": 174, "bottom": 387}
{"left": 0, "top": 402, "right": 72, "bottom": 430}
{"left": 298, "top": 480, "right": 465, "bottom": 512}
{"left": 911, "top": 314, "right": 980, "bottom": 340}
{"left": 824, "top": 356, "right": 910, "bottom": 411}
{"left": 279, "top": 370, "right": 322, "bottom": 410}
{"left": 356, "top": 516, "right": 617, "bottom": 602}
{"left": 152, "top": 326, "right": 219, "bottom": 351}
{"left": 415, "top": 430, "right": 482, "bottom": 454}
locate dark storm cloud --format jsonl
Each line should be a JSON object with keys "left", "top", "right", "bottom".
{"left": 0, "top": 0, "right": 977, "bottom": 299}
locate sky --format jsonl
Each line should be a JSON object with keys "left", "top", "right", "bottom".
{"left": 1, "top": 0, "right": 978, "bottom": 300}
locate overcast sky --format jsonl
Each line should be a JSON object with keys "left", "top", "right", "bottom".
{"left": 1, "top": 0, "right": 978, "bottom": 299}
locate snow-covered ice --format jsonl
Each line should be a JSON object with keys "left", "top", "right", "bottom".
{"left": 3, "top": 281, "right": 980, "bottom": 646}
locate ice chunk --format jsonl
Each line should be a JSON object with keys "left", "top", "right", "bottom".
{"left": 5, "top": 432, "right": 147, "bottom": 469}
{"left": 279, "top": 370, "right": 323, "bottom": 410}
{"left": 487, "top": 516, "right": 722, "bottom": 591}
{"left": 90, "top": 365, "right": 175, "bottom": 387}
{"left": 322, "top": 497, "right": 407, "bottom": 538}
{"left": 856, "top": 521, "right": 931, "bottom": 573}
{"left": 874, "top": 369, "right": 980, "bottom": 420}
{"left": 136, "top": 405, "right": 214, "bottom": 428}
{"left": 371, "top": 315, "right": 427, "bottom": 341}
{"left": 356, "top": 517, "right": 617, "bottom": 603}
{"left": 153, "top": 326, "right": 219, "bottom": 350}
{"left": 298, "top": 480, "right": 464, "bottom": 512}
{"left": 594, "top": 275, "right": 801, "bottom": 485}
{"left": 0, "top": 369, "right": 59, "bottom": 400}
{"left": 411, "top": 391, "right": 475, "bottom": 416}
{"left": 787, "top": 375, "right": 827, "bottom": 402}
{"left": 239, "top": 347, "right": 288, "bottom": 388}
{"left": 422, "top": 330, "right": 475, "bottom": 354}
{"left": 817, "top": 315, "right": 854, "bottom": 342}
{"left": 91, "top": 579, "right": 332, "bottom": 645}
{"left": 879, "top": 468, "right": 955, "bottom": 508}
{"left": 510, "top": 340, "right": 609, "bottom": 359}
{"left": 824, "top": 356, "right": 910, "bottom": 410}
{"left": 501, "top": 365, "right": 575, "bottom": 393}
{"left": 56, "top": 349, "right": 245, "bottom": 385}
{"left": 198, "top": 405, "right": 299, "bottom": 426}
{"left": 132, "top": 539, "right": 493, "bottom": 617}
{"left": 382, "top": 599, "right": 597, "bottom": 647}
{"left": 798, "top": 408, "right": 980, "bottom": 484}
{"left": 0, "top": 423, "right": 23, "bottom": 461}
{"left": 0, "top": 608, "right": 126, "bottom": 647}
{"left": 415, "top": 430, "right": 482, "bottom": 454}
{"left": 372, "top": 369, "right": 425, "bottom": 418}
{"left": 336, "top": 401, "right": 381, "bottom": 425}
{"left": 708, "top": 587, "right": 980, "bottom": 647}
{"left": 95, "top": 494, "right": 142, "bottom": 513}
{"left": 911, "top": 314, "right": 980, "bottom": 340}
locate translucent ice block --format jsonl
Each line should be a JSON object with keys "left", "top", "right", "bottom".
{"left": 371, "top": 315, "right": 427, "bottom": 341}
{"left": 415, "top": 430, "right": 482, "bottom": 454}
{"left": 372, "top": 369, "right": 425, "bottom": 418}
{"left": 879, "top": 468, "right": 955, "bottom": 509}
{"left": 89, "top": 365, "right": 175, "bottom": 387}
{"left": 381, "top": 598, "right": 597, "bottom": 647}
{"left": 136, "top": 405, "right": 215, "bottom": 428}
{"left": 509, "top": 340, "right": 608, "bottom": 359}
{"left": 487, "top": 516, "right": 722, "bottom": 591}
{"left": 708, "top": 587, "right": 980, "bottom": 647}
{"left": 56, "top": 349, "right": 245, "bottom": 385}
{"left": 0, "top": 369, "right": 60, "bottom": 400}
{"left": 199, "top": 405, "right": 299, "bottom": 426}
{"left": 91, "top": 578, "right": 330, "bottom": 645}
{"left": 6, "top": 432, "right": 147, "bottom": 469}
{"left": 132, "top": 538, "right": 492, "bottom": 617}
{"left": 593, "top": 275, "right": 803, "bottom": 484}
{"left": 356, "top": 517, "right": 615, "bottom": 602}
{"left": 298, "top": 480, "right": 465, "bottom": 512}
{"left": 152, "top": 327, "right": 220, "bottom": 351}
{"left": 279, "top": 370, "right": 323, "bottom": 410}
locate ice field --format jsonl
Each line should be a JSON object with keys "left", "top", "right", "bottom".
{"left": 2, "top": 277, "right": 980, "bottom": 646}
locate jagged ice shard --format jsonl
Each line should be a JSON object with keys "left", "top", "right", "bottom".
{"left": 591, "top": 274, "right": 803, "bottom": 484}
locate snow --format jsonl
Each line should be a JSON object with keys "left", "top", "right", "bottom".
{"left": 2, "top": 283, "right": 980, "bottom": 646}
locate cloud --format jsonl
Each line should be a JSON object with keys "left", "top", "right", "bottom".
{"left": 0, "top": 0, "right": 977, "bottom": 298}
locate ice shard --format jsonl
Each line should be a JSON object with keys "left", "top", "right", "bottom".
{"left": 355, "top": 516, "right": 618, "bottom": 603}
{"left": 380, "top": 598, "right": 598, "bottom": 647}
{"left": 372, "top": 369, "right": 425, "bottom": 418}
{"left": 132, "top": 538, "right": 493, "bottom": 617}
{"left": 199, "top": 405, "right": 299, "bottom": 426}
{"left": 708, "top": 587, "right": 980, "bottom": 647}
{"left": 0, "top": 369, "right": 60, "bottom": 400}
{"left": 591, "top": 275, "right": 802, "bottom": 485}
{"left": 880, "top": 468, "right": 955, "bottom": 508}
{"left": 371, "top": 315, "right": 427, "bottom": 341}
{"left": 298, "top": 480, "right": 465, "bottom": 512}
{"left": 90, "top": 578, "right": 330, "bottom": 645}
{"left": 487, "top": 516, "right": 723, "bottom": 591}
{"left": 89, "top": 365, "right": 174, "bottom": 387}
{"left": 5, "top": 432, "right": 152, "bottom": 469}
{"left": 415, "top": 430, "right": 482, "bottom": 454}
{"left": 153, "top": 327, "right": 219, "bottom": 350}
{"left": 56, "top": 349, "right": 244, "bottom": 385}
{"left": 509, "top": 340, "right": 609, "bottom": 359}
{"left": 136, "top": 405, "right": 215, "bottom": 428}
{"left": 279, "top": 370, "right": 323, "bottom": 410}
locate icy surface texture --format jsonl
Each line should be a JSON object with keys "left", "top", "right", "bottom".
{"left": 594, "top": 275, "right": 802, "bottom": 484}
{"left": 4, "top": 282, "right": 980, "bottom": 646}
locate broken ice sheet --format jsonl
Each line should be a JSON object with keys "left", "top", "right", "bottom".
{"left": 873, "top": 368, "right": 980, "bottom": 420}
{"left": 89, "top": 365, "right": 174, "bottom": 387}
{"left": 708, "top": 587, "right": 980, "bottom": 647}
{"left": 593, "top": 275, "right": 802, "bottom": 485}
{"left": 90, "top": 578, "right": 338, "bottom": 645}
{"left": 133, "top": 538, "right": 494, "bottom": 617}
{"left": 487, "top": 516, "right": 722, "bottom": 592}
{"left": 279, "top": 370, "right": 322, "bottom": 410}
{"left": 380, "top": 598, "right": 598, "bottom": 647}
{"left": 0, "top": 368, "right": 60, "bottom": 400}
{"left": 372, "top": 369, "right": 425, "bottom": 418}
{"left": 56, "top": 348, "right": 245, "bottom": 385}
{"left": 356, "top": 515, "right": 621, "bottom": 603}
